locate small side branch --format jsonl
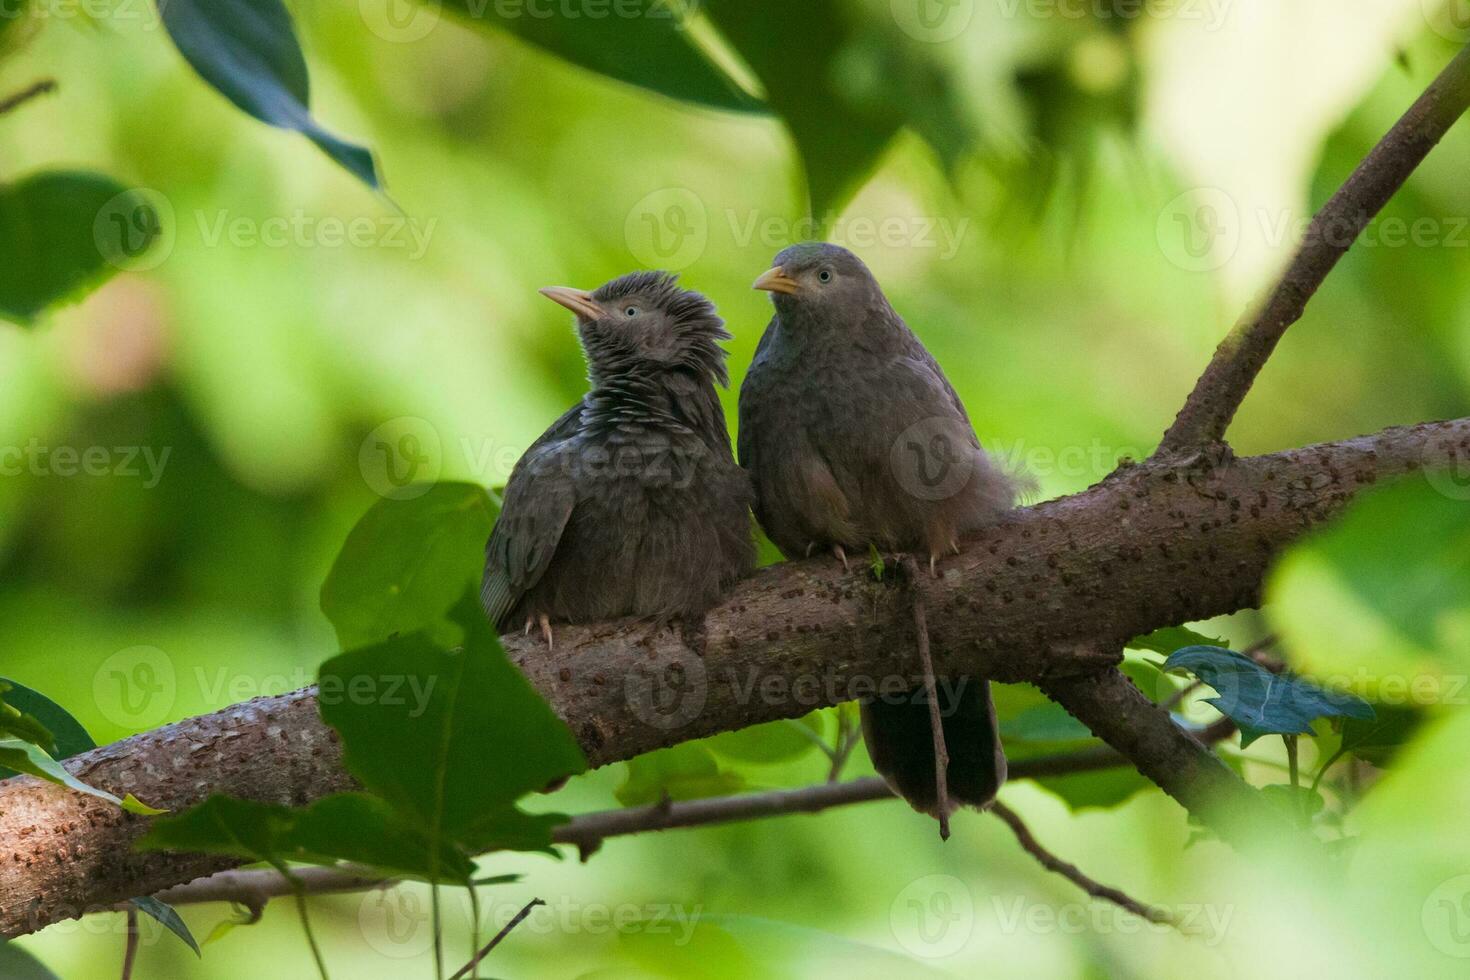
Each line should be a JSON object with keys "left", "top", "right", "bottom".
{"left": 990, "top": 801, "right": 1174, "bottom": 927}
{"left": 0, "top": 79, "right": 56, "bottom": 116}
{"left": 1158, "top": 44, "right": 1470, "bottom": 453}
{"left": 449, "top": 898, "right": 543, "bottom": 980}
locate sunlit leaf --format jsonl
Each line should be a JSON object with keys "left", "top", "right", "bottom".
{"left": 129, "top": 897, "right": 201, "bottom": 958}
{"left": 1163, "top": 646, "right": 1374, "bottom": 747}
{"left": 617, "top": 743, "right": 744, "bottom": 807}
{"left": 0, "top": 171, "right": 161, "bottom": 326}
{"left": 1127, "top": 626, "right": 1228, "bottom": 656}
{"left": 320, "top": 481, "right": 497, "bottom": 649}
{"left": 157, "top": 0, "right": 380, "bottom": 188}
{"left": 707, "top": 715, "right": 823, "bottom": 765}
{"left": 0, "top": 737, "right": 162, "bottom": 814}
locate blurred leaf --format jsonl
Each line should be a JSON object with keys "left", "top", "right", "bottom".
{"left": 0, "top": 737, "right": 162, "bottom": 813}
{"left": 157, "top": 0, "right": 380, "bottom": 188}
{"left": 0, "top": 171, "right": 160, "bottom": 326}
{"left": 1339, "top": 705, "right": 1424, "bottom": 768}
{"left": 1127, "top": 626, "right": 1228, "bottom": 656}
{"left": 1269, "top": 479, "right": 1470, "bottom": 691}
{"left": 707, "top": 715, "right": 823, "bottom": 765}
{"left": 617, "top": 743, "right": 744, "bottom": 807}
{"left": 129, "top": 897, "right": 201, "bottom": 958}
{"left": 320, "top": 481, "right": 497, "bottom": 649}
{"left": 1164, "top": 646, "right": 1374, "bottom": 747}
{"left": 318, "top": 592, "right": 585, "bottom": 853}
{"left": 1259, "top": 783, "right": 1325, "bottom": 828}
{"left": 612, "top": 913, "right": 948, "bottom": 978}
{"left": 0, "top": 942, "right": 59, "bottom": 980}
{"left": 0, "top": 682, "right": 54, "bottom": 752}
{"left": 443, "top": 0, "right": 754, "bottom": 113}
{"left": 703, "top": 1, "right": 972, "bottom": 217}
{"left": 138, "top": 792, "right": 477, "bottom": 882}
{"left": 1000, "top": 703, "right": 1091, "bottom": 742}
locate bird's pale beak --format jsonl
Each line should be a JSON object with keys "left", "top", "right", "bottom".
{"left": 753, "top": 266, "right": 799, "bottom": 295}
{"left": 539, "top": 286, "right": 605, "bottom": 320}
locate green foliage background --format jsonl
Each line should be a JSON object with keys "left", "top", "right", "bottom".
{"left": 2, "top": 0, "right": 1470, "bottom": 976}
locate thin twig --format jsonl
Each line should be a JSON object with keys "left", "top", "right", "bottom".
{"left": 120, "top": 905, "right": 139, "bottom": 980}
{"left": 448, "top": 898, "right": 544, "bottom": 980}
{"left": 0, "top": 79, "right": 56, "bottom": 116}
{"left": 1158, "top": 44, "right": 1470, "bottom": 452}
{"left": 903, "top": 557, "right": 951, "bottom": 839}
{"left": 989, "top": 801, "right": 1176, "bottom": 927}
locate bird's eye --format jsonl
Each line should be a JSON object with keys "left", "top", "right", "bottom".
{"left": 817, "top": 270, "right": 832, "bottom": 283}
{"left": 624, "top": 306, "right": 638, "bottom": 317}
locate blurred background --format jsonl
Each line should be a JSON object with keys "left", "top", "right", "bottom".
{"left": 3, "top": 0, "right": 1470, "bottom": 976}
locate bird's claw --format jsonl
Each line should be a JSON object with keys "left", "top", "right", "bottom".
{"left": 833, "top": 544, "right": 850, "bottom": 572}
{"left": 538, "top": 613, "right": 555, "bottom": 651}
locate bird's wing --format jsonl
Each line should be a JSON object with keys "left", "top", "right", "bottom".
{"left": 481, "top": 406, "right": 581, "bottom": 630}
{"left": 736, "top": 319, "right": 778, "bottom": 471}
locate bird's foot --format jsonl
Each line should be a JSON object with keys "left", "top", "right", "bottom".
{"left": 833, "top": 544, "right": 850, "bottom": 572}
{"left": 538, "top": 613, "right": 555, "bottom": 651}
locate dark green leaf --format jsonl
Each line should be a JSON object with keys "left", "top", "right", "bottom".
{"left": 321, "top": 482, "right": 497, "bottom": 649}
{"left": 1000, "top": 703, "right": 1091, "bottom": 743}
{"left": 129, "top": 897, "right": 201, "bottom": 958}
{"left": 703, "top": 1, "right": 972, "bottom": 218}
{"left": 138, "top": 792, "right": 477, "bottom": 882}
{"left": 318, "top": 593, "right": 586, "bottom": 853}
{"left": 617, "top": 743, "right": 744, "bottom": 807}
{"left": 1259, "top": 783, "right": 1325, "bottom": 829}
{"left": 0, "top": 942, "right": 60, "bottom": 980}
{"left": 158, "top": 0, "right": 380, "bottom": 188}
{"left": 0, "top": 171, "right": 162, "bottom": 325}
{"left": 1163, "top": 646, "right": 1375, "bottom": 747}
{"left": 0, "top": 677, "right": 96, "bottom": 761}
{"left": 1339, "top": 704, "right": 1423, "bottom": 767}
{"left": 442, "top": 0, "right": 754, "bottom": 113}
{"left": 0, "top": 738, "right": 163, "bottom": 814}
{"left": 0, "top": 682, "right": 54, "bottom": 753}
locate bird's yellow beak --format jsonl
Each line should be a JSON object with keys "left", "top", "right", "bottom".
{"left": 753, "top": 266, "right": 799, "bottom": 295}
{"left": 539, "top": 286, "right": 605, "bottom": 320}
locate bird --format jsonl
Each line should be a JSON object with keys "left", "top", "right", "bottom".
{"left": 482, "top": 272, "right": 755, "bottom": 648}
{"left": 738, "top": 242, "right": 1018, "bottom": 820}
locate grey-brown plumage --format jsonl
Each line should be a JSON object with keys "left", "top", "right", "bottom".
{"left": 482, "top": 272, "right": 754, "bottom": 644}
{"left": 738, "top": 242, "right": 1017, "bottom": 818}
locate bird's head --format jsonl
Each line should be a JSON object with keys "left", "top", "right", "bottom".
{"left": 752, "top": 242, "right": 882, "bottom": 318}
{"left": 540, "top": 271, "right": 732, "bottom": 388}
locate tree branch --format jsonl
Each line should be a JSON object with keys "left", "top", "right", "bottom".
{"left": 1157, "top": 44, "right": 1470, "bottom": 453}
{"left": 2, "top": 418, "right": 1465, "bottom": 938}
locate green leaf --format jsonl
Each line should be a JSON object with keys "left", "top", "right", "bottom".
{"left": 158, "top": 0, "right": 380, "bottom": 188}
{"left": 318, "top": 592, "right": 586, "bottom": 853}
{"left": 321, "top": 482, "right": 498, "bottom": 649}
{"left": 0, "top": 682, "right": 54, "bottom": 753}
{"left": 0, "top": 942, "right": 60, "bottom": 980}
{"left": 1127, "top": 626, "right": 1228, "bottom": 656}
{"left": 1163, "top": 646, "right": 1375, "bottom": 747}
{"left": 616, "top": 743, "right": 744, "bottom": 807}
{"left": 703, "top": 1, "right": 972, "bottom": 218}
{"left": 0, "top": 677, "right": 96, "bottom": 761}
{"left": 442, "top": 0, "right": 754, "bottom": 113}
{"left": 1259, "top": 783, "right": 1325, "bottom": 829}
{"left": 1000, "top": 703, "right": 1092, "bottom": 743}
{"left": 707, "top": 715, "right": 823, "bottom": 765}
{"left": 0, "top": 171, "right": 162, "bottom": 325}
{"left": 129, "top": 897, "right": 201, "bottom": 958}
{"left": 1339, "top": 704, "right": 1423, "bottom": 768}
{"left": 138, "top": 792, "right": 477, "bottom": 882}
{"left": 0, "top": 738, "right": 162, "bottom": 814}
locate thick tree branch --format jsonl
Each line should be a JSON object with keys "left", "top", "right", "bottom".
{"left": 2, "top": 418, "right": 1465, "bottom": 938}
{"left": 1158, "top": 44, "right": 1470, "bottom": 453}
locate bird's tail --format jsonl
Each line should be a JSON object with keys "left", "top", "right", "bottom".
{"left": 860, "top": 677, "right": 1006, "bottom": 817}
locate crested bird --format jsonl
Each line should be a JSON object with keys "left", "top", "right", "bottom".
{"left": 482, "top": 272, "right": 755, "bottom": 648}
{"left": 738, "top": 242, "right": 1018, "bottom": 820}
